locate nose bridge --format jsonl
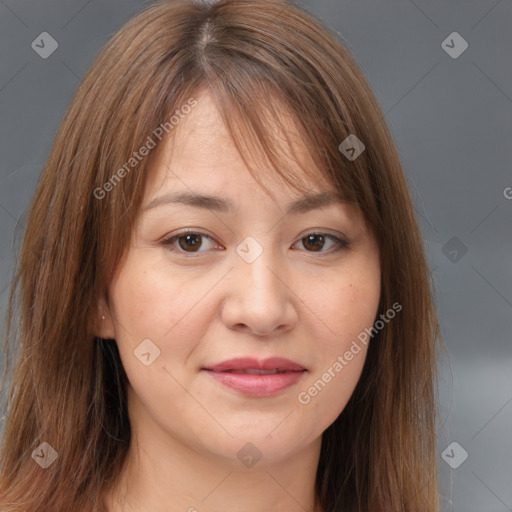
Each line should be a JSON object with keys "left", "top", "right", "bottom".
{"left": 235, "top": 235, "right": 284, "bottom": 302}
{"left": 222, "top": 234, "right": 294, "bottom": 335}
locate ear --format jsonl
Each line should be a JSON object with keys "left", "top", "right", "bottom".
{"left": 90, "top": 294, "right": 116, "bottom": 340}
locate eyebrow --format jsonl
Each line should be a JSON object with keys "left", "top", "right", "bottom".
{"left": 142, "top": 190, "right": 345, "bottom": 215}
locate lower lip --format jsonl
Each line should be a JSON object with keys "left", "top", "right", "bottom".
{"left": 203, "top": 370, "right": 306, "bottom": 397}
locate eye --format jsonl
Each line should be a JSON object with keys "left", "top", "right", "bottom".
{"left": 292, "top": 232, "right": 350, "bottom": 253}
{"left": 160, "top": 229, "right": 220, "bottom": 254}
{"left": 160, "top": 229, "right": 350, "bottom": 256}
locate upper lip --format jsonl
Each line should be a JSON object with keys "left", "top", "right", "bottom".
{"left": 202, "top": 357, "right": 306, "bottom": 372}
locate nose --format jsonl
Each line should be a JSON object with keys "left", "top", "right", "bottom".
{"left": 219, "top": 244, "right": 297, "bottom": 337}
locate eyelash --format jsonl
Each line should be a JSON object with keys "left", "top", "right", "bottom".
{"left": 160, "top": 228, "right": 350, "bottom": 256}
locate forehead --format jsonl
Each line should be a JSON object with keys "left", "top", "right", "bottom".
{"left": 144, "top": 88, "right": 333, "bottom": 202}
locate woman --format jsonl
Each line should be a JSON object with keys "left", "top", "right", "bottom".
{"left": 0, "top": 0, "right": 441, "bottom": 510}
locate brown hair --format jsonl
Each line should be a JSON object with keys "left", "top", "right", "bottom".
{"left": 0, "top": 0, "right": 441, "bottom": 510}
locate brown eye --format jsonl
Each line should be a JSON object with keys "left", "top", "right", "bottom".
{"left": 161, "top": 230, "right": 348, "bottom": 256}
{"left": 177, "top": 233, "right": 203, "bottom": 252}
{"left": 302, "top": 234, "right": 326, "bottom": 252}
{"left": 161, "top": 231, "right": 218, "bottom": 254}
{"left": 294, "top": 233, "right": 349, "bottom": 254}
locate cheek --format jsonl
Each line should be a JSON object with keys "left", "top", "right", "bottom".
{"left": 295, "top": 252, "right": 380, "bottom": 418}
{"left": 307, "top": 252, "right": 381, "bottom": 355}
{"left": 109, "top": 251, "right": 213, "bottom": 342}
{"left": 107, "top": 254, "right": 207, "bottom": 409}
{"left": 108, "top": 250, "right": 224, "bottom": 400}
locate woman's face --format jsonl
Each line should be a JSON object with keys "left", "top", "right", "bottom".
{"left": 100, "top": 89, "right": 381, "bottom": 467}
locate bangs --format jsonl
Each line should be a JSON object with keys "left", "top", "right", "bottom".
{"left": 157, "top": 75, "right": 359, "bottom": 213}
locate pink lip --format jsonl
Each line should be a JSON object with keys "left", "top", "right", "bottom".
{"left": 202, "top": 357, "right": 307, "bottom": 397}
{"left": 204, "top": 357, "right": 306, "bottom": 372}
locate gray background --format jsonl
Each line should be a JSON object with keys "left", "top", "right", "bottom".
{"left": 1, "top": 1, "right": 511, "bottom": 511}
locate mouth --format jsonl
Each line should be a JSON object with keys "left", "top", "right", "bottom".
{"left": 201, "top": 357, "right": 307, "bottom": 397}
{"left": 202, "top": 356, "right": 306, "bottom": 373}
{"left": 215, "top": 368, "right": 291, "bottom": 375}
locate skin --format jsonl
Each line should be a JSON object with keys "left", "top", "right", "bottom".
{"left": 94, "top": 89, "right": 381, "bottom": 512}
